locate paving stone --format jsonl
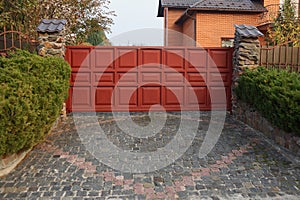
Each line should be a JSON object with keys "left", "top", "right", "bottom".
{"left": 196, "top": 184, "right": 206, "bottom": 190}
{"left": 177, "top": 190, "right": 188, "bottom": 198}
{"left": 76, "top": 191, "right": 87, "bottom": 196}
{"left": 18, "top": 192, "right": 28, "bottom": 198}
{"left": 5, "top": 192, "right": 18, "bottom": 199}
{"left": 0, "top": 112, "right": 300, "bottom": 199}
{"left": 87, "top": 191, "right": 100, "bottom": 196}
{"left": 42, "top": 192, "right": 54, "bottom": 197}
{"left": 62, "top": 186, "right": 72, "bottom": 191}
{"left": 54, "top": 191, "right": 65, "bottom": 197}
{"left": 64, "top": 191, "right": 75, "bottom": 197}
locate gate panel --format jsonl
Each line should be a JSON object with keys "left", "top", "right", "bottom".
{"left": 117, "top": 49, "right": 138, "bottom": 71}
{"left": 66, "top": 46, "right": 233, "bottom": 112}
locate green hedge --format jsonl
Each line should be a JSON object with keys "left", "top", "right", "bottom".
{"left": 0, "top": 50, "right": 71, "bottom": 157}
{"left": 235, "top": 67, "right": 300, "bottom": 135}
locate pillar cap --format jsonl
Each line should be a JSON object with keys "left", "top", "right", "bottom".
{"left": 234, "top": 24, "right": 264, "bottom": 38}
{"left": 37, "top": 19, "right": 67, "bottom": 33}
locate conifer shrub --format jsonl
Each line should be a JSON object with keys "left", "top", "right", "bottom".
{"left": 235, "top": 67, "right": 300, "bottom": 134}
{"left": 0, "top": 50, "right": 70, "bottom": 156}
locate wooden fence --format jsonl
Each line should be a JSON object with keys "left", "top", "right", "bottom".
{"left": 260, "top": 41, "right": 300, "bottom": 72}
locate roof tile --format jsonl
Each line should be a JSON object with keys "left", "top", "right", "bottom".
{"left": 37, "top": 19, "right": 67, "bottom": 33}
{"left": 235, "top": 24, "right": 264, "bottom": 37}
{"left": 192, "top": 0, "right": 265, "bottom": 11}
{"left": 161, "top": 0, "right": 266, "bottom": 12}
{"left": 161, "top": 0, "right": 198, "bottom": 7}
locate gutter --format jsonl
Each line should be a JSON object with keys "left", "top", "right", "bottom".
{"left": 175, "top": 3, "right": 267, "bottom": 25}
{"left": 175, "top": 8, "right": 195, "bottom": 25}
{"left": 175, "top": 1, "right": 198, "bottom": 24}
{"left": 175, "top": 0, "right": 208, "bottom": 25}
{"left": 188, "top": 7, "right": 267, "bottom": 13}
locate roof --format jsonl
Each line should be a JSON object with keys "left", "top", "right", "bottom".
{"left": 161, "top": 0, "right": 198, "bottom": 7}
{"left": 37, "top": 19, "right": 67, "bottom": 33}
{"left": 158, "top": 0, "right": 266, "bottom": 17}
{"left": 191, "top": 0, "right": 266, "bottom": 12}
{"left": 234, "top": 24, "right": 264, "bottom": 37}
{"left": 158, "top": 0, "right": 198, "bottom": 17}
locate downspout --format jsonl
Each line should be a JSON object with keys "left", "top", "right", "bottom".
{"left": 165, "top": 8, "right": 168, "bottom": 46}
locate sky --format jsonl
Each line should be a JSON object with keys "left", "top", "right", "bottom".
{"left": 107, "top": 0, "right": 164, "bottom": 46}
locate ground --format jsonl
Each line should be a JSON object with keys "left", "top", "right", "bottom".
{"left": 0, "top": 112, "right": 299, "bottom": 200}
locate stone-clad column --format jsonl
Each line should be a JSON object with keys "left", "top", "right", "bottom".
{"left": 232, "top": 24, "right": 263, "bottom": 115}
{"left": 36, "top": 19, "right": 67, "bottom": 58}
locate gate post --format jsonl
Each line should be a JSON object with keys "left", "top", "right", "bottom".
{"left": 36, "top": 19, "right": 68, "bottom": 119}
{"left": 36, "top": 19, "right": 67, "bottom": 58}
{"left": 232, "top": 24, "right": 263, "bottom": 116}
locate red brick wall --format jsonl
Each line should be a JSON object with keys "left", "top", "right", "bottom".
{"left": 263, "top": 0, "right": 281, "bottom": 6}
{"left": 195, "top": 12, "right": 260, "bottom": 47}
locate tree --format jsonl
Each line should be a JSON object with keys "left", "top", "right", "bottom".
{"left": 266, "top": 0, "right": 300, "bottom": 46}
{"left": 86, "top": 29, "right": 111, "bottom": 46}
{"left": 0, "top": 0, "right": 115, "bottom": 44}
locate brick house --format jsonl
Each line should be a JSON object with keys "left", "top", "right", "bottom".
{"left": 157, "top": 0, "right": 299, "bottom": 47}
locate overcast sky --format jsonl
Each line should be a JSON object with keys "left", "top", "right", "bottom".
{"left": 107, "top": 0, "right": 164, "bottom": 46}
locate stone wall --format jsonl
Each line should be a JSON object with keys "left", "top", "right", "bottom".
{"left": 37, "top": 31, "right": 66, "bottom": 58}
{"left": 0, "top": 149, "right": 32, "bottom": 177}
{"left": 0, "top": 119, "right": 64, "bottom": 177}
{"left": 235, "top": 100, "right": 300, "bottom": 157}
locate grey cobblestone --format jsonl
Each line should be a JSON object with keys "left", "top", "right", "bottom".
{"left": 0, "top": 112, "right": 300, "bottom": 199}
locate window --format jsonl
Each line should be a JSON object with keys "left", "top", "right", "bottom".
{"left": 221, "top": 38, "right": 234, "bottom": 47}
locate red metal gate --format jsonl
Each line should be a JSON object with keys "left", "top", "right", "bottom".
{"left": 65, "top": 46, "right": 233, "bottom": 112}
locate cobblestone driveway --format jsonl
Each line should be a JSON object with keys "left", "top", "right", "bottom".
{"left": 0, "top": 112, "right": 300, "bottom": 200}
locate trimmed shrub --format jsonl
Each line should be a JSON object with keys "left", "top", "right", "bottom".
{"left": 0, "top": 50, "right": 71, "bottom": 157}
{"left": 235, "top": 67, "right": 300, "bottom": 134}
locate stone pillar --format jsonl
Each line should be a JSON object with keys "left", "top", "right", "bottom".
{"left": 232, "top": 24, "right": 263, "bottom": 115}
{"left": 36, "top": 19, "right": 67, "bottom": 120}
{"left": 37, "top": 19, "right": 67, "bottom": 58}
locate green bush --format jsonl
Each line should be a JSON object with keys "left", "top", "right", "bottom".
{"left": 0, "top": 50, "right": 71, "bottom": 157}
{"left": 235, "top": 67, "right": 300, "bottom": 135}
